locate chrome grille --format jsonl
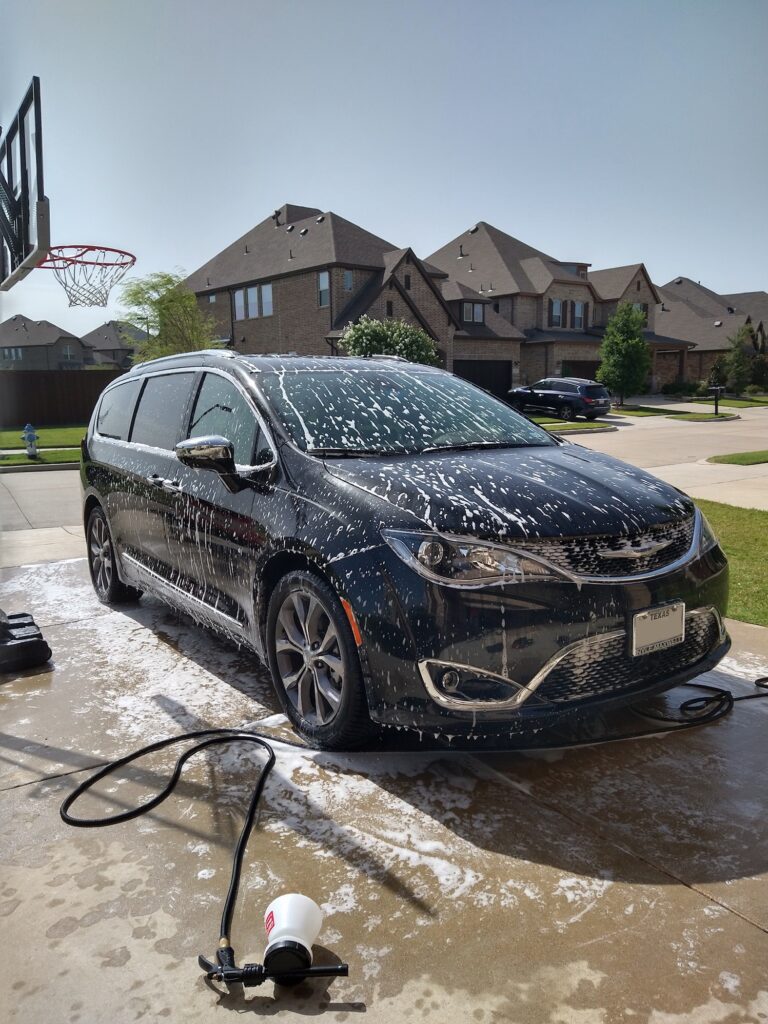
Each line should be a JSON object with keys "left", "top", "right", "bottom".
{"left": 519, "top": 515, "right": 695, "bottom": 578}
{"left": 534, "top": 610, "right": 720, "bottom": 705}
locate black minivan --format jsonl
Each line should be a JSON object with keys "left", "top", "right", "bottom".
{"left": 82, "top": 351, "right": 729, "bottom": 748}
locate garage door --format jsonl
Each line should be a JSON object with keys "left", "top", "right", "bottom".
{"left": 454, "top": 360, "right": 513, "bottom": 400}
{"left": 561, "top": 360, "right": 600, "bottom": 380}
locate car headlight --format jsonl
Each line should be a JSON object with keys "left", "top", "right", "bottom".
{"left": 381, "top": 529, "right": 568, "bottom": 587}
{"left": 698, "top": 510, "right": 719, "bottom": 555}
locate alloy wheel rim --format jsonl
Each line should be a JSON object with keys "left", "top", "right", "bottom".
{"left": 89, "top": 516, "right": 113, "bottom": 595}
{"left": 274, "top": 590, "right": 344, "bottom": 726}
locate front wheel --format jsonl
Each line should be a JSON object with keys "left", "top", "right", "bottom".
{"left": 557, "top": 404, "right": 575, "bottom": 421}
{"left": 86, "top": 507, "right": 142, "bottom": 604}
{"left": 266, "top": 571, "right": 375, "bottom": 749}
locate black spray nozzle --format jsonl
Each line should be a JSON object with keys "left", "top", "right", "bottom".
{"left": 198, "top": 947, "right": 349, "bottom": 988}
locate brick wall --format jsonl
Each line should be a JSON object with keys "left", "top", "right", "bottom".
{"left": 653, "top": 351, "right": 685, "bottom": 389}
{"left": 689, "top": 349, "right": 725, "bottom": 383}
{"left": 453, "top": 339, "right": 521, "bottom": 363}
{"left": 521, "top": 344, "right": 549, "bottom": 383}
{"left": 0, "top": 336, "right": 89, "bottom": 371}
{"left": 199, "top": 291, "right": 233, "bottom": 339}
{"left": 550, "top": 340, "right": 602, "bottom": 375}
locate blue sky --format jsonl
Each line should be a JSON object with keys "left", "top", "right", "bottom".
{"left": 1, "top": 0, "right": 766, "bottom": 335}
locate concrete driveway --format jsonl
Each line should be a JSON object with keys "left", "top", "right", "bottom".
{"left": 2, "top": 415, "right": 768, "bottom": 1022}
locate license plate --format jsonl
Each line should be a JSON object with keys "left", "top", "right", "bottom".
{"left": 631, "top": 602, "right": 685, "bottom": 656}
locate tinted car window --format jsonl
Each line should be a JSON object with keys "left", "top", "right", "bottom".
{"left": 258, "top": 367, "right": 554, "bottom": 454}
{"left": 557, "top": 382, "right": 577, "bottom": 393}
{"left": 582, "top": 385, "right": 610, "bottom": 398}
{"left": 96, "top": 378, "right": 142, "bottom": 440}
{"left": 130, "top": 372, "right": 195, "bottom": 450}
{"left": 188, "top": 372, "right": 271, "bottom": 465}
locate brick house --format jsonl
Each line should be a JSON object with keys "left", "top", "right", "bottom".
{"left": 428, "top": 224, "right": 691, "bottom": 390}
{"left": 185, "top": 203, "right": 520, "bottom": 394}
{"left": 0, "top": 314, "right": 89, "bottom": 370}
{"left": 656, "top": 278, "right": 767, "bottom": 383}
{"left": 80, "top": 320, "right": 146, "bottom": 369}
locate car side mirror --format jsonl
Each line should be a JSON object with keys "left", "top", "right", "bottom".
{"left": 175, "top": 435, "right": 245, "bottom": 493}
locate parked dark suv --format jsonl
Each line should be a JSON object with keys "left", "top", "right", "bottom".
{"left": 82, "top": 352, "right": 729, "bottom": 748}
{"left": 508, "top": 377, "right": 612, "bottom": 420}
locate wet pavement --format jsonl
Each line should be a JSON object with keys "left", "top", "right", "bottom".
{"left": 1, "top": 558, "right": 767, "bottom": 1022}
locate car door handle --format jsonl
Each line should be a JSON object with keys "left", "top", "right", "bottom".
{"left": 162, "top": 479, "right": 183, "bottom": 493}
{"left": 146, "top": 473, "right": 163, "bottom": 487}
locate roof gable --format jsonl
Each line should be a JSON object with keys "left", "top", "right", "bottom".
{"left": 186, "top": 205, "right": 398, "bottom": 293}
{"left": 0, "top": 314, "right": 79, "bottom": 347}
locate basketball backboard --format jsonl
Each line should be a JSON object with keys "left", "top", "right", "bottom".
{"left": 0, "top": 77, "right": 50, "bottom": 291}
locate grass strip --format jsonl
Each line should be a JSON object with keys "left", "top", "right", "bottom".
{"left": 695, "top": 499, "right": 768, "bottom": 627}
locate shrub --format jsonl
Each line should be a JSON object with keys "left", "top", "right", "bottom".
{"left": 339, "top": 315, "right": 439, "bottom": 365}
{"left": 694, "top": 380, "right": 711, "bottom": 397}
{"left": 660, "top": 381, "right": 697, "bottom": 396}
{"left": 745, "top": 384, "right": 764, "bottom": 396}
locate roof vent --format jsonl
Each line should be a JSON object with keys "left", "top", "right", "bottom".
{"left": 244, "top": 244, "right": 249, "bottom": 254}
{"left": 714, "top": 320, "right": 722, "bottom": 327}
{"left": 727, "top": 306, "right": 735, "bottom": 313}
{"left": 206, "top": 277, "right": 211, "bottom": 287}
{"left": 469, "top": 225, "right": 479, "bottom": 234}
{"left": 316, "top": 215, "right": 325, "bottom": 223}
{"left": 288, "top": 249, "right": 295, "bottom": 260}
{"left": 468, "top": 263, "right": 474, "bottom": 273}
{"left": 675, "top": 278, "right": 682, "bottom": 285}
{"left": 299, "top": 227, "right": 308, "bottom": 236}
{"left": 286, "top": 224, "right": 294, "bottom": 232}
{"left": 488, "top": 282, "right": 494, "bottom": 293}
{"left": 272, "top": 209, "right": 282, "bottom": 227}
{"left": 457, "top": 244, "right": 467, "bottom": 260}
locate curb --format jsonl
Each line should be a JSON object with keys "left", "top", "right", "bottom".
{"left": 0, "top": 462, "right": 79, "bottom": 474}
{"left": 545, "top": 425, "right": 618, "bottom": 436}
{"left": 665, "top": 414, "right": 741, "bottom": 423}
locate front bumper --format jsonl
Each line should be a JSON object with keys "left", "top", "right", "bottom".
{"left": 337, "top": 538, "right": 729, "bottom": 738}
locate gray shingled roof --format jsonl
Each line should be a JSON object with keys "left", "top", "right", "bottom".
{"left": 427, "top": 222, "right": 595, "bottom": 298}
{"left": 654, "top": 301, "right": 749, "bottom": 352}
{"left": 589, "top": 264, "right": 661, "bottom": 303}
{"left": 721, "top": 290, "right": 768, "bottom": 324}
{"left": 186, "top": 203, "right": 398, "bottom": 293}
{"left": 80, "top": 320, "right": 147, "bottom": 351}
{"left": 0, "top": 314, "right": 78, "bottom": 347}
{"left": 659, "top": 277, "right": 733, "bottom": 317}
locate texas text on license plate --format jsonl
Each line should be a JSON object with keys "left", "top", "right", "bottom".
{"left": 631, "top": 601, "right": 685, "bottom": 657}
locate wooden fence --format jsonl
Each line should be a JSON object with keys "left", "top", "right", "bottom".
{"left": 0, "top": 370, "right": 124, "bottom": 428}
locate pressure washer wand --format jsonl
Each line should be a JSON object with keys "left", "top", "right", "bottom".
{"left": 198, "top": 948, "right": 349, "bottom": 987}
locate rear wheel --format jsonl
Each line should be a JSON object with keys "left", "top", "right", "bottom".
{"left": 266, "top": 571, "right": 375, "bottom": 749}
{"left": 86, "top": 507, "right": 142, "bottom": 604}
{"left": 557, "top": 404, "right": 575, "bottom": 421}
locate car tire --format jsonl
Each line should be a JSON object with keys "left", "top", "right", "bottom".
{"left": 557, "top": 404, "right": 575, "bottom": 421}
{"left": 86, "top": 507, "right": 143, "bottom": 605}
{"left": 266, "top": 570, "right": 375, "bottom": 750}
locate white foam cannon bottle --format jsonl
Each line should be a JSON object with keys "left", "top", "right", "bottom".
{"left": 263, "top": 893, "right": 326, "bottom": 984}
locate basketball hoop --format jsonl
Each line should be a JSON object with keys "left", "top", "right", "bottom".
{"left": 38, "top": 245, "right": 136, "bottom": 307}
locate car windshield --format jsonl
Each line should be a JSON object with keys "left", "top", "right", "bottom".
{"left": 257, "top": 366, "right": 555, "bottom": 455}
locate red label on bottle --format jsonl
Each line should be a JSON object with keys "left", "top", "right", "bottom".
{"left": 265, "top": 910, "right": 275, "bottom": 936}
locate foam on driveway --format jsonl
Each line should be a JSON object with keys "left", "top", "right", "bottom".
{"left": 1, "top": 559, "right": 767, "bottom": 1022}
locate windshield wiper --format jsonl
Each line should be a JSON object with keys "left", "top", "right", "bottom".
{"left": 306, "top": 447, "right": 417, "bottom": 458}
{"left": 421, "top": 440, "right": 549, "bottom": 454}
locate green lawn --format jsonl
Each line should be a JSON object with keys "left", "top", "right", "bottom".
{"left": 0, "top": 425, "right": 86, "bottom": 449}
{"left": 708, "top": 450, "right": 768, "bottom": 466}
{"left": 696, "top": 499, "right": 768, "bottom": 627}
{"left": 0, "top": 448, "right": 80, "bottom": 466}
{"left": 667, "top": 412, "right": 736, "bottom": 422}
{"left": 690, "top": 396, "right": 768, "bottom": 409}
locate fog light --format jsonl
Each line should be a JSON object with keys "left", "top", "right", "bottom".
{"left": 417, "top": 539, "right": 444, "bottom": 567}
{"left": 441, "top": 669, "right": 461, "bottom": 691}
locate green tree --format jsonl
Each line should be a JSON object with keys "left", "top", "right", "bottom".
{"left": 724, "top": 325, "right": 754, "bottom": 395}
{"left": 709, "top": 354, "right": 728, "bottom": 386}
{"left": 596, "top": 302, "right": 651, "bottom": 404}
{"left": 339, "top": 315, "right": 439, "bottom": 365}
{"left": 119, "top": 270, "right": 219, "bottom": 362}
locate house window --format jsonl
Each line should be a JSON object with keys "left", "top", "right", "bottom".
{"left": 234, "top": 289, "right": 246, "bottom": 321}
{"left": 404, "top": 273, "right": 411, "bottom": 291}
{"left": 318, "top": 270, "right": 330, "bottom": 307}
{"left": 386, "top": 300, "right": 393, "bottom": 317}
{"left": 493, "top": 302, "right": 500, "bottom": 314}
{"left": 462, "top": 302, "right": 484, "bottom": 323}
{"left": 208, "top": 294, "right": 216, "bottom": 303}
{"left": 261, "top": 282, "right": 273, "bottom": 317}
{"left": 63, "top": 344, "right": 73, "bottom": 361}
{"left": 343, "top": 270, "right": 354, "bottom": 292}
{"left": 247, "top": 286, "right": 259, "bottom": 318}
{"left": 573, "top": 301, "right": 585, "bottom": 330}
{"left": 551, "top": 298, "right": 562, "bottom": 327}
{"left": 633, "top": 302, "right": 649, "bottom": 323}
